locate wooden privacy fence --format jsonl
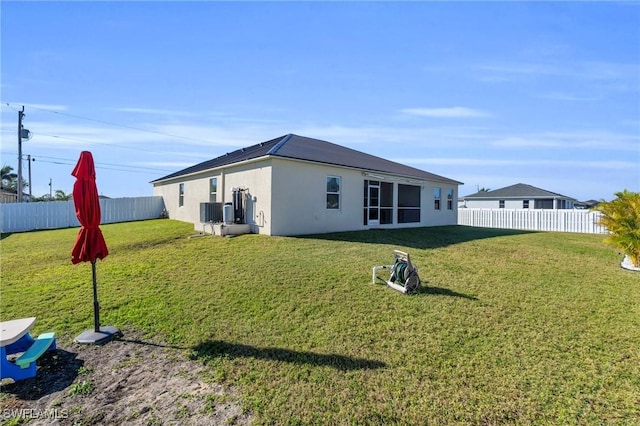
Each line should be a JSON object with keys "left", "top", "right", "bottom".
{"left": 458, "top": 208, "right": 607, "bottom": 234}
{"left": 0, "top": 196, "right": 166, "bottom": 233}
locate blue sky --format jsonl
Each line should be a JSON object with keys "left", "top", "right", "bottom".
{"left": 1, "top": 1, "right": 638, "bottom": 201}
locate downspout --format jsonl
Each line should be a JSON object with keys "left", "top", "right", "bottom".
{"left": 220, "top": 169, "right": 225, "bottom": 204}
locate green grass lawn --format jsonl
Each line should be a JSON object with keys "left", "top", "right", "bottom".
{"left": 1, "top": 220, "right": 639, "bottom": 424}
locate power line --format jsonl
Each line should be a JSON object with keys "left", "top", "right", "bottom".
{"left": 35, "top": 154, "right": 174, "bottom": 173}
{"left": 2, "top": 102, "right": 209, "bottom": 177}
{"left": 2, "top": 103, "right": 217, "bottom": 166}
{"left": 1, "top": 151, "right": 174, "bottom": 175}
{"left": 31, "top": 131, "right": 200, "bottom": 160}
{"left": 4, "top": 102, "right": 216, "bottom": 145}
{"left": 3, "top": 103, "right": 22, "bottom": 113}
{"left": 34, "top": 159, "right": 166, "bottom": 175}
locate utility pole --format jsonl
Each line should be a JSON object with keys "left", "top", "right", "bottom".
{"left": 17, "top": 106, "right": 24, "bottom": 202}
{"left": 49, "top": 178, "right": 52, "bottom": 199}
{"left": 27, "top": 155, "right": 33, "bottom": 201}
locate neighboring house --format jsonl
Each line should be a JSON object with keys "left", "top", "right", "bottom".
{"left": 0, "top": 189, "right": 31, "bottom": 203}
{"left": 151, "top": 134, "right": 462, "bottom": 236}
{"left": 0, "top": 189, "right": 17, "bottom": 204}
{"left": 574, "top": 199, "right": 600, "bottom": 210}
{"left": 459, "top": 183, "right": 577, "bottom": 210}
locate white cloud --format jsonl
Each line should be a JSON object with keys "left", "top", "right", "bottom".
{"left": 535, "top": 92, "right": 601, "bottom": 102}
{"left": 23, "top": 121, "right": 169, "bottom": 148}
{"left": 393, "top": 157, "right": 638, "bottom": 170}
{"left": 289, "top": 124, "right": 493, "bottom": 149}
{"left": 490, "top": 131, "right": 639, "bottom": 151}
{"left": 476, "top": 60, "right": 640, "bottom": 92}
{"left": 136, "top": 161, "right": 196, "bottom": 169}
{"left": 112, "top": 107, "right": 198, "bottom": 117}
{"left": 477, "top": 62, "right": 560, "bottom": 78}
{"left": 400, "top": 107, "right": 493, "bottom": 118}
{"left": 290, "top": 125, "right": 402, "bottom": 145}
{"left": 11, "top": 102, "right": 69, "bottom": 112}
{"left": 153, "top": 124, "right": 278, "bottom": 148}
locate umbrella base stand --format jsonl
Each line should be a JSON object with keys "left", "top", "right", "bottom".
{"left": 74, "top": 326, "right": 123, "bottom": 345}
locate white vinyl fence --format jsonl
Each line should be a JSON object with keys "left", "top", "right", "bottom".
{"left": 458, "top": 208, "right": 607, "bottom": 234}
{"left": 0, "top": 196, "right": 166, "bottom": 233}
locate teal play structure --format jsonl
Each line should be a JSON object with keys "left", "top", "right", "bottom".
{"left": 1, "top": 318, "right": 57, "bottom": 382}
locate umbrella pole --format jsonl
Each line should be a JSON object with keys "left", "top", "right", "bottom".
{"left": 75, "top": 259, "right": 121, "bottom": 344}
{"left": 92, "top": 259, "right": 100, "bottom": 332}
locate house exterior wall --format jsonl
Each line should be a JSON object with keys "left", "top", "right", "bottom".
{"left": 422, "top": 182, "right": 459, "bottom": 227}
{"left": 462, "top": 199, "right": 496, "bottom": 209}
{"left": 269, "top": 159, "right": 459, "bottom": 236}
{"left": 220, "top": 159, "right": 273, "bottom": 234}
{"left": 269, "top": 158, "right": 364, "bottom": 236}
{"left": 461, "top": 198, "right": 573, "bottom": 209}
{"left": 152, "top": 158, "right": 274, "bottom": 234}
{"left": 461, "top": 199, "right": 521, "bottom": 209}
{"left": 152, "top": 173, "right": 207, "bottom": 224}
{"left": 154, "top": 157, "right": 460, "bottom": 236}
{"left": 507, "top": 199, "right": 527, "bottom": 209}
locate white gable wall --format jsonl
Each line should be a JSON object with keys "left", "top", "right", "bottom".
{"left": 269, "top": 158, "right": 364, "bottom": 236}
{"left": 422, "top": 182, "right": 459, "bottom": 226}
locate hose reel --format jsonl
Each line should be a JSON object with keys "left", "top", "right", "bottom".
{"left": 372, "top": 250, "right": 422, "bottom": 294}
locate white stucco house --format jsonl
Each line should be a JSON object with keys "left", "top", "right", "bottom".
{"left": 459, "top": 183, "right": 578, "bottom": 210}
{"left": 151, "top": 134, "right": 462, "bottom": 236}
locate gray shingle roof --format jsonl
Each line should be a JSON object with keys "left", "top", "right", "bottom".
{"left": 152, "top": 134, "right": 462, "bottom": 185}
{"left": 462, "top": 183, "right": 576, "bottom": 200}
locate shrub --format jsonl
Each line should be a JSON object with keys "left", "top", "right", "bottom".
{"left": 594, "top": 190, "right": 640, "bottom": 268}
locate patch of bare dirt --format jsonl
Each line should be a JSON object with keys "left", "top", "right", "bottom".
{"left": 0, "top": 330, "right": 252, "bottom": 425}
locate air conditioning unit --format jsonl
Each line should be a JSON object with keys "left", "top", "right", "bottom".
{"left": 199, "top": 202, "right": 223, "bottom": 223}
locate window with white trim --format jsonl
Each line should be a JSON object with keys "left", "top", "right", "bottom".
{"left": 523, "top": 199, "right": 529, "bottom": 209}
{"left": 179, "top": 183, "right": 185, "bottom": 207}
{"left": 447, "top": 189, "right": 454, "bottom": 210}
{"left": 326, "top": 176, "right": 341, "bottom": 209}
{"left": 499, "top": 199, "right": 505, "bottom": 209}
{"left": 434, "top": 187, "right": 441, "bottom": 210}
{"left": 209, "top": 178, "right": 218, "bottom": 203}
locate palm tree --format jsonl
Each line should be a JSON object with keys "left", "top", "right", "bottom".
{"left": 1, "top": 164, "right": 28, "bottom": 195}
{"left": 1, "top": 164, "right": 18, "bottom": 191}
{"left": 54, "top": 189, "right": 72, "bottom": 201}
{"left": 594, "top": 190, "right": 640, "bottom": 268}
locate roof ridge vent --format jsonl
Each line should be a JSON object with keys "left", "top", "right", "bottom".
{"left": 267, "top": 134, "right": 293, "bottom": 155}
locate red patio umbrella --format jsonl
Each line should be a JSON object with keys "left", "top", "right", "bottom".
{"left": 71, "top": 151, "right": 121, "bottom": 344}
